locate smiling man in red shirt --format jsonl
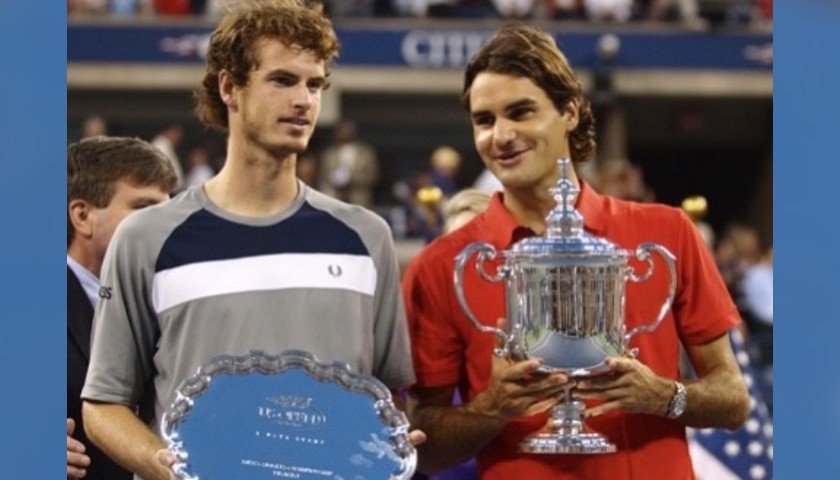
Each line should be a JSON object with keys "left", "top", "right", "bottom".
{"left": 402, "top": 24, "right": 750, "bottom": 480}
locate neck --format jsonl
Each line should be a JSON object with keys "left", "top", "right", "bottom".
{"left": 205, "top": 137, "right": 300, "bottom": 217}
{"left": 67, "top": 244, "right": 100, "bottom": 279}
{"left": 502, "top": 164, "right": 580, "bottom": 234}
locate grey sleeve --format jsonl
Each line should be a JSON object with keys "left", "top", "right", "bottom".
{"left": 81, "top": 215, "right": 161, "bottom": 407}
{"left": 369, "top": 217, "right": 416, "bottom": 390}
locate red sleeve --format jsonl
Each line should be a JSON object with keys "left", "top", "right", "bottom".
{"left": 401, "top": 250, "right": 465, "bottom": 388}
{"left": 672, "top": 210, "right": 741, "bottom": 345}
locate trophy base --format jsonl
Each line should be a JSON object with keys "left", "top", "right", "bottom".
{"left": 518, "top": 399, "right": 616, "bottom": 454}
{"left": 519, "top": 432, "right": 616, "bottom": 454}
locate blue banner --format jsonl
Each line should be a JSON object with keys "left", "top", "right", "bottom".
{"left": 68, "top": 24, "right": 772, "bottom": 71}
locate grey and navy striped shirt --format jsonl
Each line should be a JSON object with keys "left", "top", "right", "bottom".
{"left": 82, "top": 181, "right": 414, "bottom": 435}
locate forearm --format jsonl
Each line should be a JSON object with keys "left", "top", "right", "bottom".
{"left": 82, "top": 401, "right": 171, "bottom": 480}
{"left": 411, "top": 400, "right": 507, "bottom": 474}
{"left": 580, "top": 340, "right": 750, "bottom": 431}
{"left": 680, "top": 369, "right": 750, "bottom": 430}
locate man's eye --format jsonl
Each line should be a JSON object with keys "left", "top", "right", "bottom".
{"left": 473, "top": 116, "right": 493, "bottom": 126}
{"left": 510, "top": 108, "right": 532, "bottom": 119}
{"left": 307, "top": 81, "right": 325, "bottom": 92}
{"left": 271, "top": 76, "right": 296, "bottom": 86}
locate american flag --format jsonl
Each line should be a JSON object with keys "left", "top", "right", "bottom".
{"left": 689, "top": 329, "right": 774, "bottom": 479}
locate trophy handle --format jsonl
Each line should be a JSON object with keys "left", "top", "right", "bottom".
{"left": 624, "top": 242, "right": 677, "bottom": 345}
{"left": 454, "top": 242, "right": 511, "bottom": 357}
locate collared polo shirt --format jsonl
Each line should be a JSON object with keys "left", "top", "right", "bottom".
{"left": 402, "top": 181, "right": 740, "bottom": 480}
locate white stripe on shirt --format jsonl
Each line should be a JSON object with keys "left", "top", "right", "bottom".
{"left": 151, "top": 253, "right": 377, "bottom": 313}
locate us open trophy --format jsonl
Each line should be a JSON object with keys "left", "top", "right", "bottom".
{"left": 454, "top": 158, "right": 677, "bottom": 454}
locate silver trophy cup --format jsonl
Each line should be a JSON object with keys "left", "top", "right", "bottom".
{"left": 453, "top": 158, "right": 677, "bottom": 454}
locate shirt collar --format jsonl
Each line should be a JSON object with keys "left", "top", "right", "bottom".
{"left": 479, "top": 179, "right": 607, "bottom": 248}
{"left": 67, "top": 255, "right": 100, "bottom": 309}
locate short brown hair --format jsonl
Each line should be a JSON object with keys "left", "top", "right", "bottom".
{"left": 195, "top": 0, "right": 340, "bottom": 133}
{"left": 67, "top": 136, "right": 178, "bottom": 246}
{"left": 462, "top": 24, "right": 596, "bottom": 163}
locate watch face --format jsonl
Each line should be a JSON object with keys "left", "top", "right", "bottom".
{"left": 673, "top": 396, "right": 686, "bottom": 415}
{"left": 669, "top": 382, "right": 687, "bottom": 418}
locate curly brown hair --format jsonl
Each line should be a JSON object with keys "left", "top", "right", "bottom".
{"left": 195, "top": 0, "right": 340, "bottom": 133}
{"left": 462, "top": 24, "right": 596, "bottom": 163}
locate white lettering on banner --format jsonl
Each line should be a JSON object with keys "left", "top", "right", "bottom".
{"left": 159, "top": 34, "right": 211, "bottom": 59}
{"left": 743, "top": 43, "right": 773, "bottom": 66}
{"left": 401, "top": 30, "right": 492, "bottom": 68}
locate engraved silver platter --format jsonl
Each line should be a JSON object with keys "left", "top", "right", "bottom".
{"left": 160, "top": 349, "right": 416, "bottom": 479}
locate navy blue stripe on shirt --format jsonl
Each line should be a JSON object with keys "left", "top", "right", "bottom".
{"left": 156, "top": 202, "right": 369, "bottom": 272}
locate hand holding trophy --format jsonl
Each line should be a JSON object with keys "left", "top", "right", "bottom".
{"left": 453, "top": 158, "right": 677, "bottom": 454}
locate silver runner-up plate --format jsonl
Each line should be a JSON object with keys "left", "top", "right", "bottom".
{"left": 160, "top": 350, "right": 416, "bottom": 480}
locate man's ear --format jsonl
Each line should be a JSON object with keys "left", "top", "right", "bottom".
{"left": 68, "top": 199, "right": 93, "bottom": 238}
{"left": 563, "top": 99, "right": 580, "bottom": 131}
{"left": 219, "top": 70, "right": 237, "bottom": 109}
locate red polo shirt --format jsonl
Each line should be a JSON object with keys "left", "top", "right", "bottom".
{"left": 402, "top": 181, "right": 740, "bottom": 480}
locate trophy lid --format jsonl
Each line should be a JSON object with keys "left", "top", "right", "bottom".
{"left": 506, "top": 158, "right": 625, "bottom": 259}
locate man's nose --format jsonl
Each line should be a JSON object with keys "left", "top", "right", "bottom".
{"left": 292, "top": 84, "right": 314, "bottom": 110}
{"left": 492, "top": 119, "right": 516, "bottom": 145}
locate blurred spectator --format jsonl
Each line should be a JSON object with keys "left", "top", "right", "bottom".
{"left": 429, "top": 145, "right": 462, "bottom": 198}
{"left": 539, "top": 0, "right": 585, "bottom": 19}
{"left": 714, "top": 222, "right": 761, "bottom": 304}
{"left": 681, "top": 195, "right": 715, "bottom": 249}
{"left": 636, "top": 0, "right": 707, "bottom": 27}
{"left": 68, "top": 0, "right": 768, "bottom": 25}
{"left": 741, "top": 245, "right": 772, "bottom": 328}
{"left": 740, "top": 244, "right": 772, "bottom": 405}
{"left": 472, "top": 168, "right": 503, "bottom": 193}
{"left": 443, "top": 188, "right": 491, "bottom": 234}
{"left": 68, "top": 0, "right": 110, "bottom": 15}
{"left": 597, "top": 157, "right": 654, "bottom": 202}
{"left": 371, "top": 0, "right": 398, "bottom": 15}
{"left": 152, "top": 122, "right": 186, "bottom": 193}
{"left": 583, "top": 0, "right": 634, "bottom": 22}
{"left": 153, "top": 0, "right": 192, "bottom": 15}
{"left": 318, "top": 119, "right": 379, "bottom": 208}
{"left": 491, "top": 0, "right": 537, "bottom": 18}
{"left": 393, "top": 0, "right": 460, "bottom": 17}
{"left": 296, "top": 152, "right": 319, "bottom": 187}
{"left": 392, "top": 170, "right": 445, "bottom": 243}
{"left": 759, "top": 0, "right": 772, "bottom": 22}
{"left": 203, "top": 0, "right": 225, "bottom": 17}
{"left": 576, "top": 157, "right": 601, "bottom": 189}
{"left": 184, "top": 145, "right": 215, "bottom": 188}
{"left": 81, "top": 115, "right": 109, "bottom": 139}
{"left": 325, "top": 0, "right": 374, "bottom": 16}
{"left": 110, "top": 0, "right": 141, "bottom": 16}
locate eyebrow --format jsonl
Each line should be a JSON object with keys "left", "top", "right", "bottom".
{"left": 264, "top": 68, "right": 328, "bottom": 83}
{"left": 471, "top": 98, "right": 538, "bottom": 120}
{"left": 504, "top": 98, "right": 538, "bottom": 112}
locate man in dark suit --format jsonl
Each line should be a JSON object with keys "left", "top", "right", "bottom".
{"left": 67, "top": 136, "right": 176, "bottom": 479}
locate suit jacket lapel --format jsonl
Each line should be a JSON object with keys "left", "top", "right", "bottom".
{"left": 67, "top": 266, "right": 94, "bottom": 362}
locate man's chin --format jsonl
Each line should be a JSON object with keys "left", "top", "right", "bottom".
{"left": 493, "top": 174, "right": 536, "bottom": 192}
{"left": 268, "top": 141, "right": 308, "bottom": 158}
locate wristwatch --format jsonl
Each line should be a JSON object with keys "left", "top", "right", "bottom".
{"left": 666, "top": 381, "right": 687, "bottom": 419}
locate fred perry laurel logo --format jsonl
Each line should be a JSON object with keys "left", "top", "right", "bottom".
{"left": 327, "top": 264, "right": 343, "bottom": 277}
{"left": 99, "top": 286, "right": 113, "bottom": 299}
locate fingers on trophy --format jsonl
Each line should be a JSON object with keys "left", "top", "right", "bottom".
{"left": 454, "top": 158, "right": 676, "bottom": 454}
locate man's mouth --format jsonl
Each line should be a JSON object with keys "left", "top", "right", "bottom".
{"left": 496, "top": 150, "right": 527, "bottom": 165}
{"left": 281, "top": 117, "right": 310, "bottom": 127}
